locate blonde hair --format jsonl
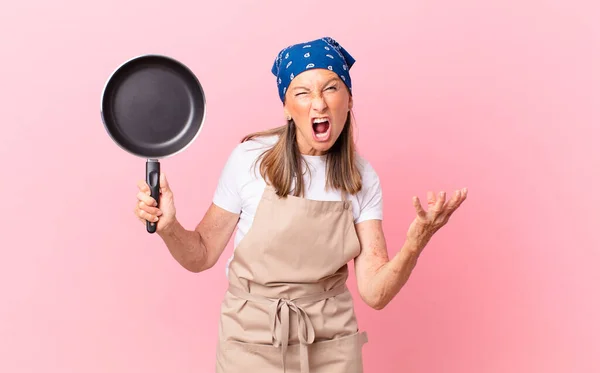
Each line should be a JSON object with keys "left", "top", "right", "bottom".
{"left": 241, "top": 112, "right": 362, "bottom": 198}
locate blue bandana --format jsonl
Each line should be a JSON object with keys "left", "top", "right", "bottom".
{"left": 271, "top": 36, "right": 356, "bottom": 102}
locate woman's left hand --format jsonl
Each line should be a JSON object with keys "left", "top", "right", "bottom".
{"left": 406, "top": 188, "right": 468, "bottom": 253}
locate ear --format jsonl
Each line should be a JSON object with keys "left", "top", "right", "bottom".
{"left": 348, "top": 95, "right": 354, "bottom": 110}
{"left": 283, "top": 109, "right": 291, "bottom": 121}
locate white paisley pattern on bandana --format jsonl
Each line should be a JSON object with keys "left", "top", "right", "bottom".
{"left": 270, "top": 36, "right": 356, "bottom": 102}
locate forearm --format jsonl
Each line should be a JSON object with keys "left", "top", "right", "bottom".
{"left": 158, "top": 219, "right": 209, "bottom": 272}
{"left": 367, "top": 240, "right": 422, "bottom": 309}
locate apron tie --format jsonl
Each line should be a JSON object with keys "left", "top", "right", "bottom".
{"left": 227, "top": 284, "right": 348, "bottom": 373}
{"left": 269, "top": 297, "right": 315, "bottom": 373}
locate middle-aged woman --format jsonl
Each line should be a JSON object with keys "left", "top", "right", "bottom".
{"left": 134, "top": 36, "right": 467, "bottom": 372}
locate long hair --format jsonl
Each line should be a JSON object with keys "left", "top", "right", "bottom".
{"left": 241, "top": 111, "right": 362, "bottom": 198}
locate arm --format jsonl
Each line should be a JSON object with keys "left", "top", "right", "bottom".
{"left": 158, "top": 203, "right": 239, "bottom": 273}
{"left": 156, "top": 143, "right": 247, "bottom": 273}
{"left": 354, "top": 188, "right": 468, "bottom": 310}
{"left": 353, "top": 220, "right": 421, "bottom": 310}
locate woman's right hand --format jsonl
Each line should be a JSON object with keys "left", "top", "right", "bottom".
{"left": 134, "top": 172, "right": 177, "bottom": 233}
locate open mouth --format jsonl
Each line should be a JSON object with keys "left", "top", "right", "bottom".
{"left": 312, "top": 117, "right": 331, "bottom": 141}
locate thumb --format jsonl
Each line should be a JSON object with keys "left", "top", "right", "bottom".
{"left": 160, "top": 172, "right": 171, "bottom": 193}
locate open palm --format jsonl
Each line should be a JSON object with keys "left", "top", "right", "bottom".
{"left": 406, "top": 188, "right": 468, "bottom": 251}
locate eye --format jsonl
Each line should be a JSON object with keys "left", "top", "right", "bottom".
{"left": 325, "top": 86, "right": 337, "bottom": 91}
{"left": 295, "top": 92, "right": 307, "bottom": 97}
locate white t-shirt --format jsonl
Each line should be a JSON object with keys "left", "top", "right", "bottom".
{"left": 212, "top": 135, "right": 384, "bottom": 274}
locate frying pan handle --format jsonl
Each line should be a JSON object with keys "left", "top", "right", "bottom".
{"left": 146, "top": 159, "right": 160, "bottom": 234}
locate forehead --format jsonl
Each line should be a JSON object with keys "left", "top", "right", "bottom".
{"left": 288, "top": 68, "right": 340, "bottom": 88}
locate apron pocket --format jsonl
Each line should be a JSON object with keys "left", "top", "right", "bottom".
{"left": 217, "top": 339, "right": 286, "bottom": 373}
{"left": 308, "top": 330, "right": 368, "bottom": 372}
{"left": 216, "top": 331, "right": 368, "bottom": 373}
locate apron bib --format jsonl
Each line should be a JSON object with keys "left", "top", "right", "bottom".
{"left": 215, "top": 185, "right": 368, "bottom": 373}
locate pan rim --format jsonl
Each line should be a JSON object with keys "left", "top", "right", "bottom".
{"left": 100, "top": 53, "right": 207, "bottom": 160}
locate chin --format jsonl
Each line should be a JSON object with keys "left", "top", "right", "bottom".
{"left": 309, "top": 141, "right": 335, "bottom": 154}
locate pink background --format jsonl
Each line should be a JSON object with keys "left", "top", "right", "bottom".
{"left": 1, "top": 0, "right": 598, "bottom": 372}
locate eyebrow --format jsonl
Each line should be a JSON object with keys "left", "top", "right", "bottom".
{"left": 292, "top": 77, "right": 340, "bottom": 91}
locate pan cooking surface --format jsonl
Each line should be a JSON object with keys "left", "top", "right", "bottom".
{"left": 102, "top": 56, "right": 205, "bottom": 158}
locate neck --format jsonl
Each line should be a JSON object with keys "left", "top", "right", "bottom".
{"left": 295, "top": 133, "right": 327, "bottom": 156}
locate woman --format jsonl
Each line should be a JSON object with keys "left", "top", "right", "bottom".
{"left": 134, "top": 36, "right": 467, "bottom": 372}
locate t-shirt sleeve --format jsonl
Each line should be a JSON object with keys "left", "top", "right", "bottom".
{"left": 355, "top": 159, "right": 384, "bottom": 224}
{"left": 212, "top": 145, "right": 243, "bottom": 214}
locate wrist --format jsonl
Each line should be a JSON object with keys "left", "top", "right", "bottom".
{"left": 386, "top": 240, "right": 421, "bottom": 279}
{"left": 390, "top": 239, "right": 422, "bottom": 264}
{"left": 158, "top": 218, "right": 181, "bottom": 238}
{"left": 403, "top": 237, "right": 424, "bottom": 255}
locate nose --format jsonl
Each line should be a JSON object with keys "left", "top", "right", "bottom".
{"left": 310, "top": 93, "right": 328, "bottom": 112}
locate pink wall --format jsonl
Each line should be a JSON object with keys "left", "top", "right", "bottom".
{"left": 1, "top": 0, "right": 598, "bottom": 372}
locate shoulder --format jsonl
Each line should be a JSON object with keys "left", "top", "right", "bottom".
{"left": 222, "top": 135, "right": 278, "bottom": 170}
{"left": 232, "top": 134, "right": 278, "bottom": 161}
{"left": 353, "top": 153, "right": 384, "bottom": 223}
{"left": 213, "top": 135, "right": 278, "bottom": 213}
{"left": 355, "top": 153, "right": 380, "bottom": 185}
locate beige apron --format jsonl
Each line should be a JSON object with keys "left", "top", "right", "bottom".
{"left": 215, "top": 185, "right": 368, "bottom": 373}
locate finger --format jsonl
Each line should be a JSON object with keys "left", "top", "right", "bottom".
{"left": 134, "top": 206, "right": 154, "bottom": 224}
{"left": 444, "top": 189, "right": 462, "bottom": 211}
{"left": 443, "top": 188, "right": 468, "bottom": 217}
{"left": 412, "top": 196, "right": 427, "bottom": 219}
{"left": 453, "top": 188, "right": 468, "bottom": 207}
{"left": 456, "top": 187, "right": 468, "bottom": 206}
{"left": 160, "top": 172, "right": 170, "bottom": 194}
{"left": 137, "top": 207, "right": 159, "bottom": 223}
{"left": 427, "top": 191, "right": 436, "bottom": 207}
{"left": 137, "top": 191, "right": 157, "bottom": 207}
{"left": 137, "top": 179, "right": 150, "bottom": 194}
{"left": 434, "top": 191, "right": 445, "bottom": 212}
{"left": 138, "top": 201, "right": 163, "bottom": 216}
{"left": 136, "top": 211, "right": 146, "bottom": 224}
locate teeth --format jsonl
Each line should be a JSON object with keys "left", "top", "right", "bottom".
{"left": 313, "top": 118, "right": 329, "bottom": 123}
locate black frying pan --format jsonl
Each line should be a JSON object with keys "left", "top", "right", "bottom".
{"left": 100, "top": 54, "right": 206, "bottom": 233}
